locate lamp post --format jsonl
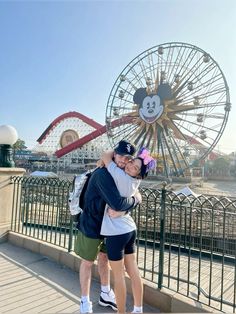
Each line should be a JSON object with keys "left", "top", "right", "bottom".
{"left": 0, "top": 125, "right": 18, "bottom": 167}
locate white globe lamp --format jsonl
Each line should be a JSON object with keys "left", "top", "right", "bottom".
{"left": 0, "top": 125, "right": 18, "bottom": 167}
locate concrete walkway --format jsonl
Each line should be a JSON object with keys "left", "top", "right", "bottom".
{"left": 0, "top": 242, "right": 160, "bottom": 313}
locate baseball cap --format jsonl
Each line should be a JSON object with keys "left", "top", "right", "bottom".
{"left": 114, "top": 140, "right": 136, "bottom": 156}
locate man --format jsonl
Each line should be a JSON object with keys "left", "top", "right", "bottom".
{"left": 74, "top": 140, "right": 140, "bottom": 313}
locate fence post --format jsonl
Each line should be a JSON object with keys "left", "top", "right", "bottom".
{"left": 68, "top": 217, "right": 74, "bottom": 252}
{"left": 158, "top": 181, "right": 167, "bottom": 289}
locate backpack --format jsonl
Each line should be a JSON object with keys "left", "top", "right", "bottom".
{"left": 68, "top": 169, "right": 94, "bottom": 221}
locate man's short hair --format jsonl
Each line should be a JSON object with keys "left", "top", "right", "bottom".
{"left": 114, "top": 140, "right": 136, "bottom": 157}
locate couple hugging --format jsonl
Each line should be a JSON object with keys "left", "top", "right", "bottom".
{"left": 74, "top": 140, "right": 156, "bottom": 313}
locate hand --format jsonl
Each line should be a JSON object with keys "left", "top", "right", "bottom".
{"left": 134, "top": 191, "right": 142, "bottom": 205}
{"left": 107, "top": 207, "right": 126, "bottom": 218}
{"left": 101, "top": 150, "right": 114, "bottom": 166}
{"left": 96, "top": 159, "right": 105, "bottom": 168}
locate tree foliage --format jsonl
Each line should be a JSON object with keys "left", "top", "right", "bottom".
{"left": 13, "top": 139, "right": 27, "bottom": 151}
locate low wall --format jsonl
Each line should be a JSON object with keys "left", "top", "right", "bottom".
{"left": 3, "top": 231, "right": 215, "bottom": 313}
{"left": 0, "top": 168, "right": 25, "bottom": 236}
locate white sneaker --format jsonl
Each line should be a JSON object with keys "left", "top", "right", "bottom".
{"left": 99, "top": 289, "right": 117, "bottom": 311}
{"left": 80, "top": 300, "right": 93, "bottom": 313}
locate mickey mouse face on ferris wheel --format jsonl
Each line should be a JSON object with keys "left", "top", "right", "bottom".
{"left": 133, "top": 83, "right": 172, "bottom": 124}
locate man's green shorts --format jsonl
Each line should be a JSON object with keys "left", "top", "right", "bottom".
{"left": 74, "top": 230, "right": 107, "bottom": 261}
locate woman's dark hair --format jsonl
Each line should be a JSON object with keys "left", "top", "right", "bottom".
{"left": 137, "top": 157, "right": 148, "bottom": 179}
{"left": 135, "top": 147, "right": 156, "bottom": 179}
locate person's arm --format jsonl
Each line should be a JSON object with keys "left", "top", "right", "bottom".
{"left": 94, "top": 168, "right": 139, "bottom": 211}
{"left": 107, "top": 207, "right": 126, "bottom": 218}
{"left": 101, "top": 150, "right": 114, "bottom": 167}
{"left": 101, "top": 151, "right": 138, "bottom": 197}
{"left": 107, "top": 161, "right": 138, "bottom": 196}
{"left": 108, "top": 190, "right": 142, "bottom": 217}
{"left": 96, "top": 150, "right": 113, "bottom": 169}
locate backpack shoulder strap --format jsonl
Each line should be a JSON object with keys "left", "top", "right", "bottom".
{"left": 78, "top": 168, "right": 95, "bottom": 209}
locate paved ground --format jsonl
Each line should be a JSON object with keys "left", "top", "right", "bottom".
{"left": 193, "top": 179, "right": 236, "bottom": 197}
{"left": 0, "top": 242, "right": 160, "bottom": 313}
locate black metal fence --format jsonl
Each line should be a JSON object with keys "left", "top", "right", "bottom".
{"left": 10, "top": 176, "right": 236, "bottom": 312}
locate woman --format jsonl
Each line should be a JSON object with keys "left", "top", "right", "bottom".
{"left": 100, "top": 147, "right": 156, "bottom": 313}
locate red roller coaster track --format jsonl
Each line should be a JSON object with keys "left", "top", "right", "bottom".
{"left": 37, "top": 111, "right": 135, "bottom": 158}
{"left": 37, "top": 111, "right": 103, "bottom": 144}
{"left": 55, "top": 115, "right": 135, "bottom": 157}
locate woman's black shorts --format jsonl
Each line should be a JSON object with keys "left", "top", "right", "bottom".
{"left": 105, "top": 230, "right": 136, "bottom": 261}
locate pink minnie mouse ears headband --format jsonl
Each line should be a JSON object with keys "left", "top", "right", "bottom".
{"left": 137, "top": 147, "right": 156, "bottom": 173}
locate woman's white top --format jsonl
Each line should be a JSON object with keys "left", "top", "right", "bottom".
{"left": 100, "top": 161, "right": 140, "bottom": 236}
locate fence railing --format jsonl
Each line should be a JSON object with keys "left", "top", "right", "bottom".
{"left": 10, "top": 176, "right": 236, "bottom": 313}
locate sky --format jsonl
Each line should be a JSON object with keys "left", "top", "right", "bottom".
{"left": 0, "top": 0, "right": 235, "bottom": 153}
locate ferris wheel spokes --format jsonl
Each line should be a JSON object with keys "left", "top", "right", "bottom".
{"left": 106, "top": 42, "right": 230, "bottom": 177}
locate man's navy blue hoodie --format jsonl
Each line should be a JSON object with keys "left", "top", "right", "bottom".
{"left": 78, "top": 167, "right": 136, "bottom": 239}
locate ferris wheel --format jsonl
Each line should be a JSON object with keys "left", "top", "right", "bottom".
{"left": 105, "top": 42, "right": 231, "bottom": 177}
